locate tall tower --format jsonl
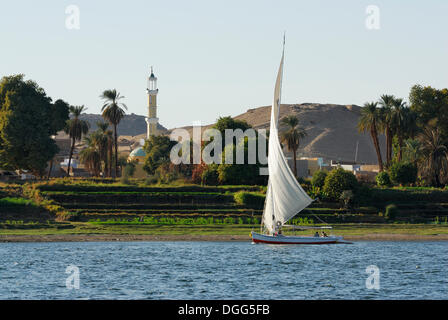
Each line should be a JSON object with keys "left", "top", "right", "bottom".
{"left": 145, "top": 67, "right": 159, "bottom": 138}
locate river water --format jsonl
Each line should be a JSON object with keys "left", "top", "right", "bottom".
{"left": 0, "top": 241, "right": 446, "bottom": 299}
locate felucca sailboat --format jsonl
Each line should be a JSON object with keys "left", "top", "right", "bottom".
{"left": 251, "top": 40, "right": 350, "bottom": 245}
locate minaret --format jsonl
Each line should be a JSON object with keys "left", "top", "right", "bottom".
{"left": 145, "top": 67, "right": 159, "bottom": 138}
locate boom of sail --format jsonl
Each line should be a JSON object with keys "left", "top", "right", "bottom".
{"left": 262, "top": 50, "right": 313, "bottom": 234}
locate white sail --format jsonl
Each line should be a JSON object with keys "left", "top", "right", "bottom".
{"left": 262, "top": 47, "right": 313, "bottom": 234}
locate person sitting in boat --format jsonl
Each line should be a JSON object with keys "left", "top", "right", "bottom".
{"left": 322, "top": 231, "right": 328, "bottom": 237}
{"left": 314, "top": 232, "right": 319, "bottom": 237}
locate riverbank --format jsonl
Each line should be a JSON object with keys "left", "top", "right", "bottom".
{"left": 1, "top": 234, "right": 448, "bottom": 242}
{"left": 1, "top": 223, "right": 448, "bottom": 242}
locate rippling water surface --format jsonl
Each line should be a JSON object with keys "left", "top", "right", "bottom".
{"left": 0, "top": 241, "right": 446, "bottom": 299}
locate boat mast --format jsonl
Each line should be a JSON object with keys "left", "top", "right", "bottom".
{"left": 261, "top": 34, "right": 286, "bottom": 234}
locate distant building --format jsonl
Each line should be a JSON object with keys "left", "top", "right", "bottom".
{"left": 46, "top": 133, "right": 76, "bottom": 177}
{"left": 286, "top": 156, "right": 330, "bottom": 178}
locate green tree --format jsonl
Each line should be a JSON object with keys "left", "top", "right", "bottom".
{"left": 358, "top": 102, "right": 384, "bottom": 171}
{"left": 0, "top": 75, "right": 67, "bottom": 175}
{"left": 47, "top": 99, "right": 70, "bottom": 178}
{"left": 409, "top": 85, "right": 448, "bottom": 138}
{"left": 50, "top": 99, "right": 70, "bottom": 134}
{"left": 311, "top": 170, "right": 328, "bottom": 189}
{"left": 143, "top": 135, "right": 177, "bottom": 175}
{"left": 322, "top": 168, "right": 359, "bottom": 201}
{"left": 64, "top": 105, "right": 89, "bottom": 177}
{"left": 213, "top": 116, "right": 251, "bottom": 136}
{"left": 217, "top": 136, "right": 266, "bottom": 185}
{"left": 280, "top": 115, "right": 307, "bottom": 177}
{"left": 389, "top": 161, "right": 418, "bottom": 186}
{"left": 101, "top": 89, "right": 127, "bottom": 177}
{"left": 210, "top": 116, "right": 266, "bottom": 185}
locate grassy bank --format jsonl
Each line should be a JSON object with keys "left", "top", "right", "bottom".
{"left": 2, "top": 179, "right": 448, "bottom": 241}
{"left": 0, "top": 223, "right": 448, "bottom": 241}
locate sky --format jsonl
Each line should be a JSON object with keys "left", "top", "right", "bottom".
{"left": 1, "top": 0, "right": 447, "bottom": 129}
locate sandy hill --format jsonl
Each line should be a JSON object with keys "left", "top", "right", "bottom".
{"left": 170, "top": 103, "right": 385, "bottom": 164}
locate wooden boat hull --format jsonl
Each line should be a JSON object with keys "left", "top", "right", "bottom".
{"left": 251, "top": 231, "right": 350, "bottom": 244}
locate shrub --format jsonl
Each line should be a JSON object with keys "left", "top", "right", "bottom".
{"left": 311, "top": 170, "right": 328, "bottom": 189}
{"left": 217, "top": 163, "right": 265, "bottom": 186}
{"left": 234, "top": 191, "right": 265, "bottom": 208}
{"left": 376, "top": 171, "right": 392, "bottom": 187}
{"left": 154, "top": 163, "right": 185, "bottom": 184}
{"left": 384, "top": 204, "right": 398, "bottom": 220}
{"left": 323, "top": 168, "right": 359, "bottom": 201}
{"left": 389, "top": 162, "right": 418, "bottom": 185}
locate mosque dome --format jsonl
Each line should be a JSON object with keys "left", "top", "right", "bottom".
{"left": 128, "top": 147, "right": 146, "bottom": 163}
{"left": 129, "top": 147, "right": 146, "bottom": 157}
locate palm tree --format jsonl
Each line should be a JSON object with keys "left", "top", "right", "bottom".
{"left": 280, "top": 115, "right": 307, "bottom": 177}
{"left": 418, "top": 127, "right": 448, "bottom": 187}
{"left": 358, "top": 102, "right": 384, "bottom": 171}
{"left": 100, "top": 89, "right": 127, "bottom": 178}
{"left": 392, "top": 98, "right": 408, "bottom": 162}
{"left": 79, "top": 134, "right": 102, "bottom": 176}
{"left": 378, "top": 94, "right": 395, "bottom": 167}
{"left": 95, "top": 121, "right": 110, "bottom": 177}
{"left": 403, "top": 139, "right": 421, "bottom": 165}
{"left": 64, "top": 105, "right": 89, "bottom": 177}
